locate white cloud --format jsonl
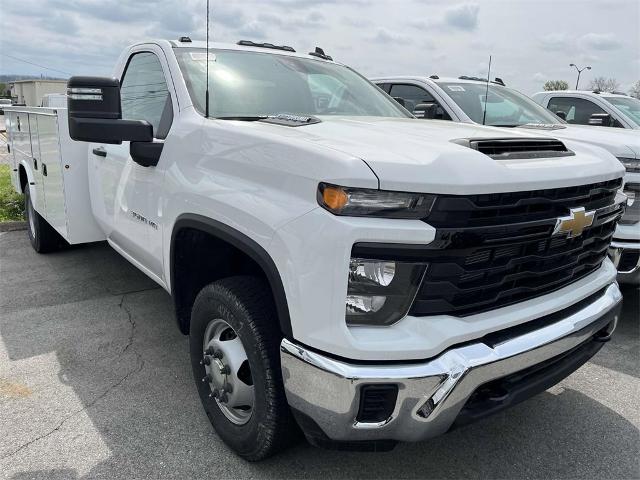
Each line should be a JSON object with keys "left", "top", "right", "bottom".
{"left": 533, "top": 72, "right": 547, "bottom": 82}
{"left": 1, "top": 0, "right": 637, "bottom": 97}
{"left": 370, "top": 28, "right": 413, "bottom": 45}
{"left": 538, "top": 33, "right": 572, "bottom": 51}
{"left": 444, "top": 3, "right": 480, "bottom": 30}
{"left": 579, "top": 33, "right": 622, "bottom": 50}
{"left": 409, "top": 3, "right": 480, "bottom": 32}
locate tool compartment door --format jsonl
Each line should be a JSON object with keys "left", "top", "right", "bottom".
{"left": 28, "top": 113, "right": 47, "bottom": 215}
{"left": 8, "top": 112, "right": 32, "bottom": 192}
{"left": 38, "top": 114, "right": 68, "bottom": 238}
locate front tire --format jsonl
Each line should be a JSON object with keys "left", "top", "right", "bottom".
{"left": 24, "top": 186, "right": 63, "bottom": 253}
{"left": 189, "top": 276, "right": 297, "bottom": 461}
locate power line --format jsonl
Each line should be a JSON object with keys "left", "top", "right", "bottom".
{"left": 0, "top": 53, "right": 71, "bottom": 77}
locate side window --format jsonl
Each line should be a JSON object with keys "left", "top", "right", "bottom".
{"left": 120, "top": 52, "right": 173, "bottom": 139}
{"left": 389, "top": 84, "right": 451, "bottom": 120}
{"left": 547, "top": 97, "right": 606, "bottom": 125}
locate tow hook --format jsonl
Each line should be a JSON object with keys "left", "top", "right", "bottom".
{"left": 594, "top": 316, "right": 618, "bottom": 343}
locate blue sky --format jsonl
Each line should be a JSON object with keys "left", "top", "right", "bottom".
{"left": 0, "top": 0, "right": 638, "bottom": 94}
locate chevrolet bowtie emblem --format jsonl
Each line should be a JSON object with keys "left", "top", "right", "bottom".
{"left": 553, "top": 207, "right": 595, "bottom": 238}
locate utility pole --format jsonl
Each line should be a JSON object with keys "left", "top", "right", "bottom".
{"left": 569, "top": 63, "right": 591, "bottom": 90}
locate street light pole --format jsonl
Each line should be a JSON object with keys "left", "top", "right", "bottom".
{"left": 569, "top": 63, "right": 592, "bottom": 90}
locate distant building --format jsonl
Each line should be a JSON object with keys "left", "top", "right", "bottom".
{"left": 9, "top": 79, "right": 68, "bottom": 106}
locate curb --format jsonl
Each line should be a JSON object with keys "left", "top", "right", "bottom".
{"left": 0, "top": 221, "right": 27, "bottom": 232}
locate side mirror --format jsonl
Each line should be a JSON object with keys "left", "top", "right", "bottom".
{"left": 67, "top": 76, "right": 153, "bottom": 144}
{"left": 392, "top": 97, "right": 406, "bottom": 108}
{"left": 555, "top": 110, "right": 567, "bottom": 120}
{"left": 588, "top": 113, "right": 612, "bottom": 126}
{"left": 413, "top": 103, "right": 438, "bottom": 119}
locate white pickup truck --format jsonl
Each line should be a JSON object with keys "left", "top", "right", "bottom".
{"left": 532, "top": 90, "right": 640, "bottom": 131}
{"left": 373, "top": 76, "right": 640, "bottom": 283}
{"left": 4, "top": 39, "right": 626, "bottom": 460}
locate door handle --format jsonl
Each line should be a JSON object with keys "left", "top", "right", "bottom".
{"left": 92, "top": 147, "right": 107, "bottom": 157}
{"left": 42, "top": 164, "right": 48, "bottom": 177}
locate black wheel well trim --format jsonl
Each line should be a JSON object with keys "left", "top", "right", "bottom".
{"left": 170, "top": 213, "right": 293, "bottom": 338}
{"left": 18, "top": 163, "right": 30, "bottom": 192}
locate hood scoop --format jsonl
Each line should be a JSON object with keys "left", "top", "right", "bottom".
{"left": 454, "top": 137, "right": 574, "bottom": 160}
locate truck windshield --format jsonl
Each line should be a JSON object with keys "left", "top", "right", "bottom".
{"left": 603, "top": 96, "right": 640, "bottom": 127}
{"left": 438, "top": 82, "right": 563, "bottom": 127}
{"left": 175, "top": 48, "right": 410, "bottom": 119}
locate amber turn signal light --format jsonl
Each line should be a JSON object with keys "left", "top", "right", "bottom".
{"left": 322, "top": 186, "right": 349, "bottom": 211}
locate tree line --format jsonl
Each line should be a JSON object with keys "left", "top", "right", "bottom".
{"left": 543, "top": 78, "right": 640, "bottom": 98}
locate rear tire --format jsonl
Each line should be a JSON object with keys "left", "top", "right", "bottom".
{"left": 189, "top": 276, "right": 298, "bottom": 461}
{"left": 24, "top": 186, "right": 63, "bottom": 253}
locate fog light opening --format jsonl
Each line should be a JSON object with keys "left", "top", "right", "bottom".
{"left": 346, "top": 295, "right": 386, "bottom": 315}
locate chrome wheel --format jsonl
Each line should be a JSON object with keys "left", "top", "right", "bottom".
{"left": 201, "top": 318, "right": 255, "bottom": 425}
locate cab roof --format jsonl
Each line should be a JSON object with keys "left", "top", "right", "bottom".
{"left": 162, "top": 39, "right": 337, "bottom": 63}
{"left": 533, "top": 90, "right": 630, "bottom": 98}
{"left": 371, "top": 75, "right": 506, "bottom": 86}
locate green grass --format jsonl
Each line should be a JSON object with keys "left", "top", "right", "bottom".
{"left": 0, "top": 164, "right": 24, "bottom": 222}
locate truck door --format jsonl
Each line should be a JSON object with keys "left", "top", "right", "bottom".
{"left": 88, "top": 47, "right": 175, "bottom": 282}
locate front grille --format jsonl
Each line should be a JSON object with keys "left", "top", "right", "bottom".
{"left": 618, "top": 251, "right": 639, "bottom": 273}
{"left": 427, "top": 178, "right": 621, "bottom": 228}
{"left": 407, "top": 179, "right": 623, "bottom": 317}
{"left": 620, "top": 183, "right": 639, "bottom": 225}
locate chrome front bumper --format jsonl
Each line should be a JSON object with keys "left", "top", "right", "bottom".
{"left": 281, "top": 283, "right": 622, "bottom": 446}
{"left": 609, "top": 240, "right": 640, "bottom": 284}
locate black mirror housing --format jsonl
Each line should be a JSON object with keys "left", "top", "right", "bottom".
{"left": 555, "top": 110, "right": 567, "bottom": 120}
{"left": 589, "top": 113, "right": 612, "bottom": 126}
{"left": 67, "top": 76, "right": 153, "bottom": 144}
{"left": 70, "top": 117, "right": 154, "bottom": 144}
{"left": 413, "top": 103, "right": 438, "bottom": 119}
{"left": 130, "top": 141, "right": 163, "bottom": 167}
{"left": 67, "top": 76, "right": 121, "bottom": 120}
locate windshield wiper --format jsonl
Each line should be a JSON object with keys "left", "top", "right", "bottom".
{"left": 518, "top": 123, "right": 567, "bottom": 130}
{"left": 213, "top": 116, "right": 268, "bottom": 121}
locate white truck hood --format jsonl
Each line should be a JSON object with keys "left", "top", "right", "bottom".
{"left": 253, "top": 116, "right": 624, "bottom": 194}
{"left": 517, "top": 124, "right": 640, "bottom": 159}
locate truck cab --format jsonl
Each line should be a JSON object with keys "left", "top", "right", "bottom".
{"left": 373, "top": 76, "right": 640, "bottom": 283}
{"left": 532, "top": 90, "right": 640, "bottom": 130}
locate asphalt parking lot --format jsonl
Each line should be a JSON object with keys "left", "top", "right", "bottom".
{"left": 0, "top": 229, "right": 638, "bottom": 479}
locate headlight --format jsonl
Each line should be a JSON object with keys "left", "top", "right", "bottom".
{"left": 318, "top": 183, "right": 436, "bottom": 219}
{"left": 617, "top": 157, "right": 640, "bottom": 173}
{"left": 346, "top": 257, "right": 427, "bottom": 326}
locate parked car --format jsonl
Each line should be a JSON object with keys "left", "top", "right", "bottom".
{"left": 372, "top": 75, "right": 640, "bottom": 283}
{"left": 4, "top": 40, "right": 626, "bottom": 460}
{"left": 532, "top": 90, "right": 640, "bottom": 130}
